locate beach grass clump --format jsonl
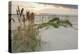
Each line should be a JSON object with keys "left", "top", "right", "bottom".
{"left": 11, "top": 6, "right": 41, "bottom": 52}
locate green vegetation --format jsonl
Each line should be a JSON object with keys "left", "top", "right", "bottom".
{"left": 37, "top": 17, "right": 72, "bottom": 29}
{"left": 10, "top": 6, "right": 72, "bottom": 52}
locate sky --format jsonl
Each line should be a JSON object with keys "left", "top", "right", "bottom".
{"left": 11, "top": 1, "right": 78, "bottom": 15}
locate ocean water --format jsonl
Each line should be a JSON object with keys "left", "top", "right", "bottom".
{"left": 11, "top": 14, "right": 78, "bottom": 30}
{"left": 11, "top": 14, "right": 78, "bottom": 51}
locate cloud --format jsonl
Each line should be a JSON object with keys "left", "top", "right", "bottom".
{"left": 11, "top": 1, "right": 78, "bottom": 15}
{"left": 36, "top": 2, "right": 78, "bottom": 9}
